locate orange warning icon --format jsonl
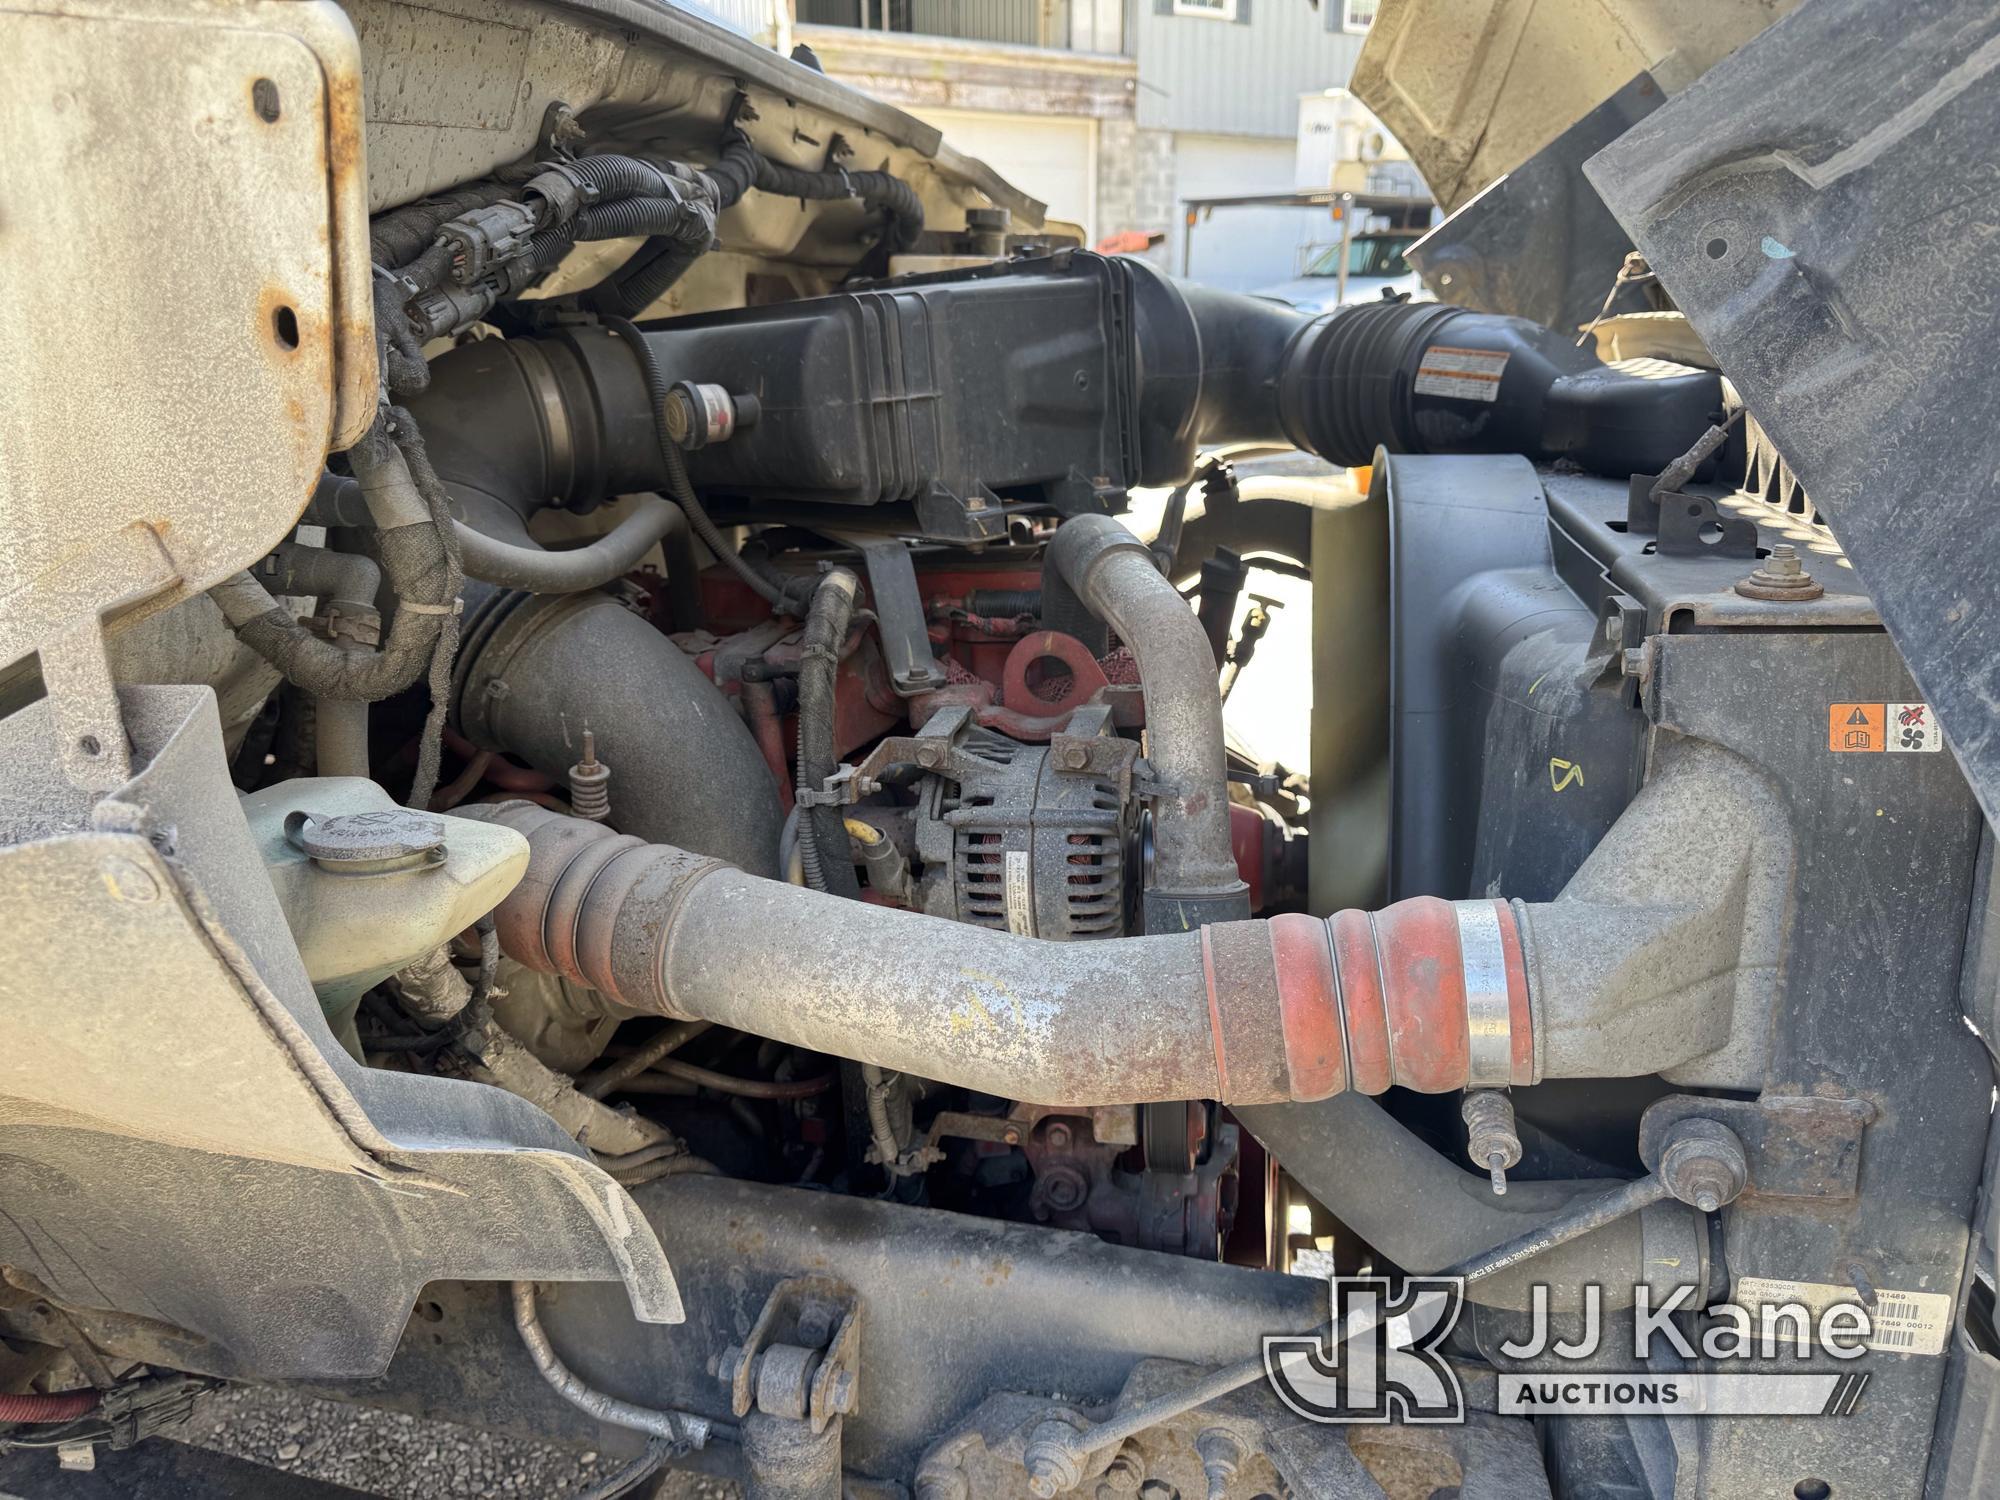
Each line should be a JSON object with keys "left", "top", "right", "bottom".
{"left": 1829, "top": 703, "right": 1885, "bottom": 752}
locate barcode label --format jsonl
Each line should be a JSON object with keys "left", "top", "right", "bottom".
{"left": 1734, "top": 1276, "right": 1953, "bottom": 1357}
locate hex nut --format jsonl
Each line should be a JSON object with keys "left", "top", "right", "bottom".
{"left": 1659, "top": 1118, "right": 1750, "bottom": 1213}
{"left": 1038, "top": 1163, "right": 1090, "bottom": 1214}
{"left": 1100, "top": 1451, "right": 1145, "bottom": 1494}
{"left": 1734, "top": 543, "right": 1824, "bottom": 601}
{"left": 1024, "top": 1420, "right": 1086, "bottom": 1499}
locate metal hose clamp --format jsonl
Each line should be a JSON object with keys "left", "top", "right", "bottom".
{"left": 1454, "top": 900, "right": 1513, "bottom": 1087}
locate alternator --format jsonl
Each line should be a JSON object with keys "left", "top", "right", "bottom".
{"left": 912, "top": 707, "right": 1140, "bottom": 940}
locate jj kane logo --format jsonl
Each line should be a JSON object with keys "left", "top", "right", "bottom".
{"left": 1263, "top": 1276, "right": 1465, "bottom": 1423}
{"left": 1264, "top": 1276, "right": 1922, "bottom": 1422}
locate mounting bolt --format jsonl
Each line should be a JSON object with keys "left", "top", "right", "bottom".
{"left": 1461, "top": 1089, "right": 1522, "bottom": 1196}
{"left": 1734, "top": 543, "right": 1825, "bottom": 601}
{"left": 1044, "top": 1120, "right": 1074, "bottom": 1150}
{"left": 1024, "top": 1421, "right": 1085, "bottom": 1499}
{"left": 915, "top": 743, "right": 944, "bottom": 769}
{"left": 1194, "top": 1430, "right": 1243, "bottom": 1500}
{"left": 568, "top": 727, "right": 612, "bottom": 821}
{"left": 1659, "top": 1118, "right": 1751, "bottom": 1213}
{"left": 1059, "top": 744, "right": 1090, "bottom": 770}
{"left": 715, "top": 1344, "right": 748, "bottom": 1387}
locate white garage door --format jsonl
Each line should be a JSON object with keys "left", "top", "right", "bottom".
{"left": 911, "top": 108, "right": 1097, "bottom": 244}
{"left": 1174, "top": 133, "right": 1323, "bottom": 293}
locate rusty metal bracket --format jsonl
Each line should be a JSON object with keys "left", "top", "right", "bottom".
{"left": 825, "top": 705, "right": 974, "bottom": 806}
{"left": 719, "top": 1276, "right": 861, "bottom": 1434}
{"left": 1625, "top": 474, "right": 1759, "bottom": 558}
{"left": 1638, "top": 1094, "right": 1874, "bottom": 1201}
{"left": 1048, "top": 704, "right": 1139, "bottom": 791}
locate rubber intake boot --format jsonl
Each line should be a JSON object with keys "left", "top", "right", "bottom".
{"left": 1278, "top": 300, "right": 1721, "bottom": 477}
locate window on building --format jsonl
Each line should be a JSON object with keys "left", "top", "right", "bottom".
{"left": 1172, "top": 0, "right": 1238, "bottom": 19}
{"left": 1343, "top": 0, "right": 1378, "bottom": 32}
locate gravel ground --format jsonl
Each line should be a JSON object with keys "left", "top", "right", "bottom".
{"left": 181, "top": 1383, "right": 737, "bottom": 1500}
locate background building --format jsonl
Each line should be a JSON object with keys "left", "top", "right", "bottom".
{"left": 697, "top": 1, "right": 1385, "bottom": 288}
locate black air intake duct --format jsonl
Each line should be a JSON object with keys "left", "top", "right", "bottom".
{"left": 414, "top": 252, "right": 1718, "bottom": 539}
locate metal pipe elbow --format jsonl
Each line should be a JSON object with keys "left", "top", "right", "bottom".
{"left": 1049, "top": 514, "right": 1249, "bottom": 930}
{"left": 453, "top": 493, "right": 687, "bottom": 594}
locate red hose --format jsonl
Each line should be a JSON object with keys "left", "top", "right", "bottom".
{"left": 0, "top": 1389, "right": 100, "bottom": 1423}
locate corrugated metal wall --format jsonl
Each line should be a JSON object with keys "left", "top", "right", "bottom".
{"left": 683, "top": 0, "right": 777, "bottom": 37}
{"left": 1135, "top": 3, "right": 1367, "bottom": 137}
{"left": 797, "top": 0, "right": 1082, "bottom": 49}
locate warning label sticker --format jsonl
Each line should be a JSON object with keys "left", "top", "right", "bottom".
{"left": 1888, "top": 701, "right": 1944, "bottom": 753}
{"left": 1829, "top": 702, "right": 1943, "bottom": 753}
{"left": 1829, "top": 703, "right": 1885, "bottom": 752}
{"left": 1413, "top": 345, "right": 1508, "bottom": 402}
{"left": 1735, "top": 1276, "right": 1953, "bottom": 1357}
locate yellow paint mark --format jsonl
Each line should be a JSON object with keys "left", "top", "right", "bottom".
{"left": 950, "top": 970, "right": 1019, "bottom": 1036}
{"left": 1527, "top": 673, "right": 1547, "bottom": 696}
{"left": 1549, "top": 757, "right": 1585, "bottom": 793}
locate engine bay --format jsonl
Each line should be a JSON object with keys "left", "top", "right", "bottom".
{"left": 4, "top": 2, "right": 2000, "bottom": 1497}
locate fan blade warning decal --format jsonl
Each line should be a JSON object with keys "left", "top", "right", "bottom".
{"left": 1888, "top": 702, "right": 1943, "bottom": 752}
{"left": 1828, "top": 702, "right": 1941, "bottom": 753}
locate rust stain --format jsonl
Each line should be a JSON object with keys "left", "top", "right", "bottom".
{"left": 325, "top": 65, "right": 368, "bottom": 188}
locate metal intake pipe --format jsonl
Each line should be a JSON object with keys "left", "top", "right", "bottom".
{"left": 459, "top": 802, "right": 1535, "bottom": 1106}
{"left": 1050, "top": 515, "right": 1249, "bottom": 930}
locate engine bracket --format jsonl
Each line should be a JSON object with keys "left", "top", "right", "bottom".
{"left": 1638, "top": 1093, "right": 1874, "bottom": 1201}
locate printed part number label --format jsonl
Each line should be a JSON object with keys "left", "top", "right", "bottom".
{"left": 1413, "top": 346, "right": 1508, "bottom": 402}
{"left": 1735, "top": 1276, "right": 1953, "bottom": 1356}
{"left": 1003, "top": 849, "right": 1035, "bottom": 936}
{"left": 1829, "top": 702, "right": 1942, "bottom": 753}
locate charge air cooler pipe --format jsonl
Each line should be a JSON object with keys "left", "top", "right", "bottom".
{"left": 457, "top": 802, "right": 1533, "bottom": 1106}
{"left": 457, "top": 736, "right": 1766, "bottom": 1106}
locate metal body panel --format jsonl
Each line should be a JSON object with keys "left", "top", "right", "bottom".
{"left": 1352, "top": 0, "right": 1798, "bottom": 212}
{"left": 0, "top": 687, "right": 683, "bottom": 1379}
{"left": 1585, "top": 0, "right": 2000, "bottom": 834}
{"left": 1648, "top": 631, "right": 1989, "bottom": 1498}
{"left": 1405, "top": 73, "right": 1664, "bottom": 333}
{"left": 347, "top": 0, "right": 1047, "bottom": 232}
{"left": 0, "top": 0, "right": 374, "bottom": 798}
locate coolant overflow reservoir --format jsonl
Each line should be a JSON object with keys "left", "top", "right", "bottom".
{"left": 243, "top": 778, "right": 530, "bottom": 1048}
